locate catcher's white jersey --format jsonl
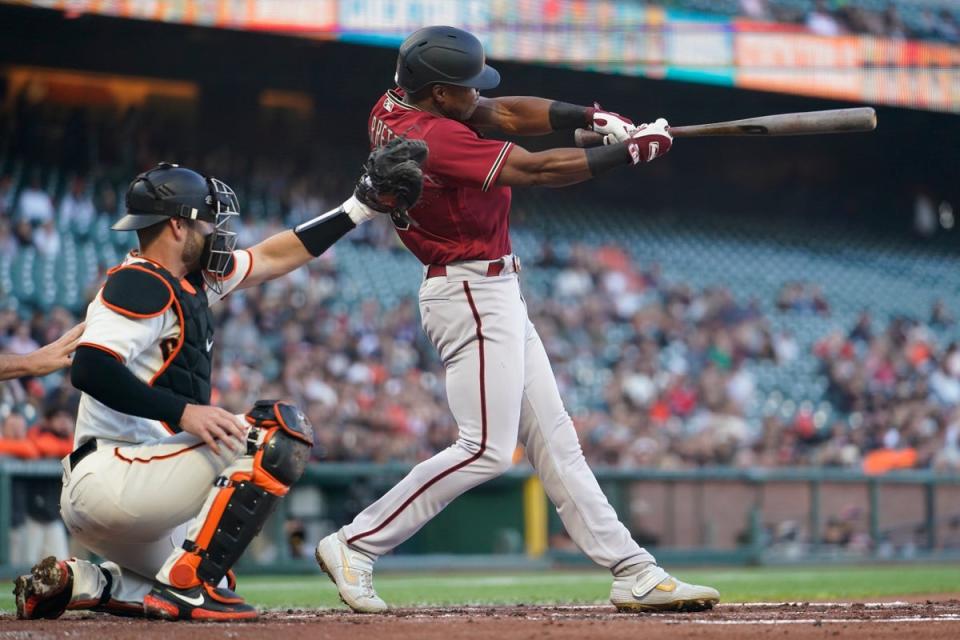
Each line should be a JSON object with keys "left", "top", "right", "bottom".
{"left": 74, "top": 250, "right": 252, "bottom": 447}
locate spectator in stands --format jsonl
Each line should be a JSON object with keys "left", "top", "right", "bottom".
{"left": 4, "top": 323, "right": 39, "bottom": 360}
{"left": 58, "top": 175, "right": 96, "bottom": 235}
{"left": 31, "top": 405, "right": 74, "bottom": 458}
{"left": 0, "top": 174, "right": 15, "bottom": 216}
{"left": 12, "top": 217, "right": 33, "bottom": 246}
{"left": 94, "top": 179, "right": 117, "bottom": 217}
{"left": 739, "top": 0, "right": 772, "bottom": 21}
{"left": 0, "top": 406, "right": 74, "bottom": 563}
{"left": 1, "top": 411, "right": 32, "bottom": 568}
{"left": 772, "top": 329, "right": 799, "bottom": 364}
{"left": 929, "top": 357, "right": 960, "bottom": 406}
{"left": 0, "top": 410, "right": 32, "bottom": 458}
{"left": 21, "top": 406, "right": 73, "bottom": 564}
{"left": 934, "top": 8, "right": 960, "bottom": 44}
{"left": 806, "top": 0, "right": 844, "bottom": 36}
{"left": 930, "top": 299, "right": 955, "bottom": 329}
{"left": 912, "top": 8, "right": 939, "bottom": 41}
{"left": 931, "top": 410, "right": 960, "bottom": 472}
{"left": 849, "top": 310, "right": 874, "bottom": 344}
{"left": 837, "top": 4, "right": 885, "bottom": 37}
{"left": 777, "top": 281, "right": 831, "bottom": 316}
{"left": 16, "top": 172, "right": 53, "bottom": 227}
{"left": 33, "top": 218, "right": 60, "bottom": 257}
{"left": 0, "top": 218, "right": 17, "bottom": 257}
{"left": 882, "top": 3, "right": 908, "bottom": 40}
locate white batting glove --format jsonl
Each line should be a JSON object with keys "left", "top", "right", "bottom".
{"left": 625, "top": 118, "right": 673, "bottom": 164}
{"left": 589, "top": 103, "right": 637, "bottom": 144}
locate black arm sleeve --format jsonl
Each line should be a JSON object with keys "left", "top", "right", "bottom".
{"left": 293, "top": 207, "right": 356, "bottom": 257}
{"left": 71, "top": 346, "right": 188, "bottom": 426}
{"left": 548, "top": 101, "right": 591, "bottom": 131}
{"left": 586, "top": 142, "right": 632, "bottom": 176}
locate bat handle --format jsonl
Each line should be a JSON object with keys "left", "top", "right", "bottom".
{"left": 574, "top": 128, "right": 605, "bottom": 148}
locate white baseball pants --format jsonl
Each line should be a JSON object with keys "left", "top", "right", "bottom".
{"left": 59, "top": 429, "right": 246, "bottom": 606}
{"left": 341, "top": 257, "right": 655, "bottom": 573}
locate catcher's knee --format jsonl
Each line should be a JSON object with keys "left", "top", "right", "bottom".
{"left": 246, "top": 399, "right": 314, "bottom": 492}
{"left": 167, "top": 400, "right": 313, "bottom": 589}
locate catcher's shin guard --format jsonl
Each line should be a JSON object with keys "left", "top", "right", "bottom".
{"left": 167, "top": 400, "right": 313, "bottom": 589}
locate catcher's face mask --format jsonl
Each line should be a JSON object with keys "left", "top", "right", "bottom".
{"left": 201, "top": 177, "right": 240, "bottom": 294}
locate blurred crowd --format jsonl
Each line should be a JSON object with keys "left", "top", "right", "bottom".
{"left": 3, "top": 210, "right": 959, "bottom": 476}
{"left": 736, "top": 0, "right": 960, "bottom": 42}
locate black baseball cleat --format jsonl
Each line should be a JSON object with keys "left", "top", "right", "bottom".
{"left": 143, "top": 582, "right": 258, "bottom": 621}
{"left": 13, "top": 556, "right": 73, "bottom": 620}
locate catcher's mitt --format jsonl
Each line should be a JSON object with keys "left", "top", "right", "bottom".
{"left": 355, "top": 137, "right": 428, "bottom": 223}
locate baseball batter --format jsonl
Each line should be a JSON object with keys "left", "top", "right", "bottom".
{"left": 14, "top": 149, "right": 424, "bottom": 622}
{"left": 316, "top": 26, "right": 720, "bottom": 614}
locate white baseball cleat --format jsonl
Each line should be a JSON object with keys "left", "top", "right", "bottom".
{"left": 610, "top": 565, "right": 719, "bottom": 613}
{"left": 315, "top": 532, "right": 387, "bottom": 613}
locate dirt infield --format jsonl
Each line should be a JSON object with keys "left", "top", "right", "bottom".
{"left": 3, "top": 601, "right": 960, "bottom": 639}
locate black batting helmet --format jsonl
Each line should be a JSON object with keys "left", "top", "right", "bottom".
{"left": 395, "top": 25, "right": 500, "bottom": 93}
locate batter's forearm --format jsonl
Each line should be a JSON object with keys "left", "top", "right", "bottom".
{"left": 472, "top": 97, "right": 592, "bottom": 136}
{"left": 532, "top": 148, "right": 595, "bottom": 187}
{"left": 498, "top": 144, "right": 632, "bottom": 188}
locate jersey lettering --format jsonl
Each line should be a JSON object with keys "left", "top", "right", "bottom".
{"left": 160, "top": 337, "right": 178, "bottom": 362}
{"left": 369, "top": 116, "right": 397, "bottom": 149}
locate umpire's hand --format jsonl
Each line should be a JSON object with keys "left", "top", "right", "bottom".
{"left": 180, "top": 405, "right": 247, "bottom": 455}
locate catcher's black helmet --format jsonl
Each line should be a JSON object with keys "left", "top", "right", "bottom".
{"left": 114, "top": 162, "right": 240, "bottom": 293}
{"left": 395, "top": 25, "right": 500, "bottom": 93}
{"left": 114, "top": 162, "right": 237, "bottom": 231}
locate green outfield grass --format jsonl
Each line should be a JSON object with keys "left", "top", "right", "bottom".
{"left": 3, "top": 564, "right": 959, "bottom": 612}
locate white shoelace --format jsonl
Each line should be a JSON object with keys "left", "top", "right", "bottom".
{"left": 359, "top": 571, "right": 376, "bottom": 597}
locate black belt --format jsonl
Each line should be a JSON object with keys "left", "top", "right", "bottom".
{"left": 68, "top": 439, "right": 98, "bottom": 471}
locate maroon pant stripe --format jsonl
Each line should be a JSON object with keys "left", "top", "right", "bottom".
{"left": 347, "top": 281, "right": 488, "bottom": 545}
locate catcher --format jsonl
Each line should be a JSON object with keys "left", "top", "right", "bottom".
{"left": 13, "top": 139, "right": 426, "bottom": 621}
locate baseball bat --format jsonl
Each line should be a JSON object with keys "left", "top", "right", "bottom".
{"left": 574, "top": 107, "right": 877, "bottom": 147}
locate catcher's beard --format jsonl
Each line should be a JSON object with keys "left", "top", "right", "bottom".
{"left": 181, "top": 227, "right": 207, "bottom": 272}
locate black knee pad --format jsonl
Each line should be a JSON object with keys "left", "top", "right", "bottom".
{"left": 247, "top": 399, "right": 314, "bottom": 487}
{"left": 260, "top": 427, "right": 310, "bottom": 486}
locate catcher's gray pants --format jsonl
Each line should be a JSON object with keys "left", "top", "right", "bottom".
{"left": 341, "top": 257, "right": 655, "bottom": 573}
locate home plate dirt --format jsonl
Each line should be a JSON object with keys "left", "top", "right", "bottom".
{"left": 3, "top": 601, "right": 960, "bottom": 639}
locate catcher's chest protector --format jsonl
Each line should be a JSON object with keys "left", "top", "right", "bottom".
{"left": 138, "top": 263, "right": 215, "bottom": 414}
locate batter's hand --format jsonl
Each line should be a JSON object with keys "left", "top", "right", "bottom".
{"left": 180, "top": 405, "right": 247, "bottom": 455}
{"left": 588, "top": 103, "right": 636, "bottom": 144}
{"left": 625, "top": 118, "right": 673, "bottom": 164}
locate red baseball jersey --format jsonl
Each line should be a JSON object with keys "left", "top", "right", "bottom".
{"left": 368, "top": 89, "right": 515, "bottom": 265}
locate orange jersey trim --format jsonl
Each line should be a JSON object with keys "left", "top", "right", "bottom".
{"left": 113, "top": 442, "right": 204, "bottom": 464}
{"left": 78, "top": 342, "right": 124, "bottom": 363}
{"left": 101, "top": 264, "right": 175, "bottom": 319}
{"left": 180, "top": 277, "right": 197, "bottom": 295}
